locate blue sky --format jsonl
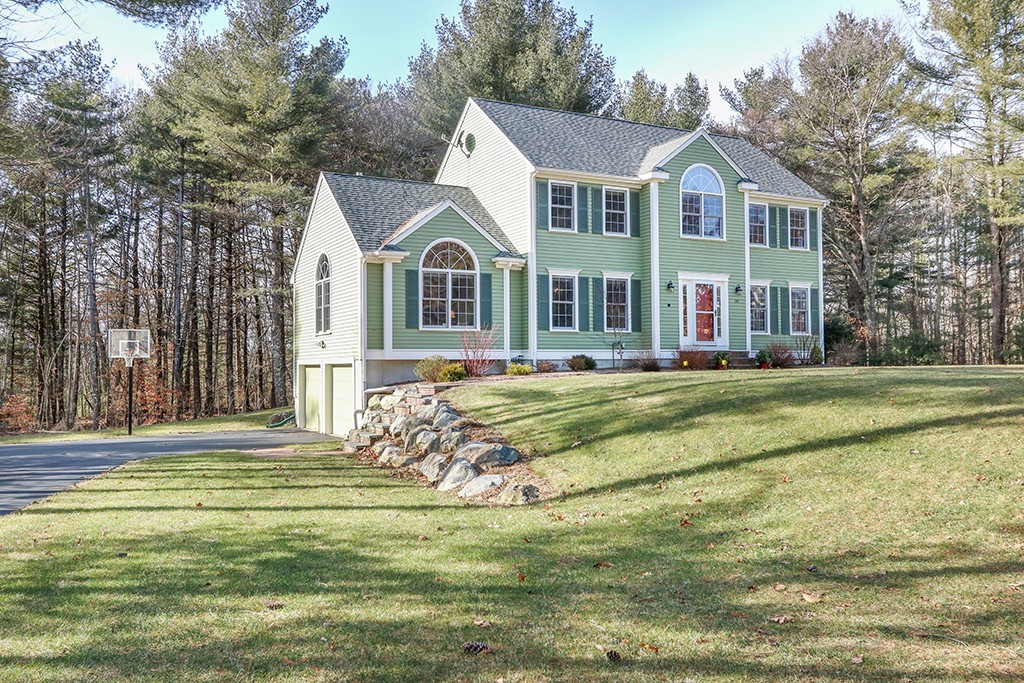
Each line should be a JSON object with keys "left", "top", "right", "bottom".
{"left": 25, "top": 0, "right": 908, "bottom": 120}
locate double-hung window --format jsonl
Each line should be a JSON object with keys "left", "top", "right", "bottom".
{"left": 550, "top": 274, "right": 577, "bottom": 330}
{"left": 789, "top": 208, "right": 808, "bottom": 249}
{"left": 790, "top": 286, "right": 810, "bottom": 334}
{"left": 315, "top": 254, "right": 331, "bottom": 334}
{"left": 749, "top": 283, "right": 768, "bottom": 334}
{"left": 604, "top": 188, "right": 627, "bottom": 235}
{"left": 749, "top": 204, "right": 767, "bottom": 246}
{"left": 420, "top": 241, "right": 477, "bottom": 329}
{"left": 605, "top": 277, "right": 629, "bottom": 331}
{"left": 680, "top": 165, "right": 724, "bottom": 239}
{"left": 550, "top": 182, "right": 575, "bottom": 231}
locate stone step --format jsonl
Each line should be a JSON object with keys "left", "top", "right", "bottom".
{"left": 365, "top": 421, "right": 390, "bottom": 436}
{"left": 378, "top": 413, "right": 398, "bottom": 425}
{"left": 404, "top": 395, "right": 433, "bottom": 406}
{"left": 355, "top": 431, "right": 383, "bottom": 444}
{"left": 394, "top": 404, "right": 413, "bottom": 416}
{"left": 341, "top": 441, "right": 365, "bottom": 453}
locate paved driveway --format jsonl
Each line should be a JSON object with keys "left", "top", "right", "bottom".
{"left": 0, "top": 429, "right": 333, "bottom": 515}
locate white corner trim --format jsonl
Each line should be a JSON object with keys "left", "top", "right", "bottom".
{"left": 383, "top": 260, "right": 394, "bottom": 353}
{"left": 743, "top": 191, "right": 751, "bottom": 353}
{"left": 527, "top": 173, "right": 538, "bottom": 363}
{"left": 502, "top": 267, "right": 511, "bottom": 360}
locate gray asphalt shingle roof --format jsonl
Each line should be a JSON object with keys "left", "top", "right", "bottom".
{"left": 472, "top": 98, "right": 825, "bottom": 201}
{"left": 321, "top": 173, "right": 518, "bottom": 255}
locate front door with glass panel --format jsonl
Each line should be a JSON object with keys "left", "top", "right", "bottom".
{"left": 679, "top": 277, "right": 727, "bottom": 347}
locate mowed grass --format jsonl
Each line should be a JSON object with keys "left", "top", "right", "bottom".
{"left": 0, "top": 408, "right": 284, "bottom": 445}
{"left": 0, "top": 367, "right": 1022, "bottom": 682}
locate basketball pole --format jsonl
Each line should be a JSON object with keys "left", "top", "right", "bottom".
{"left": 127, "top": 360, "right": 134, "bottom": 436}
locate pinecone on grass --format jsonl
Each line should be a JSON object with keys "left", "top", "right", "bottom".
{"left": 462, "top": 641, "right": 492, "bottom": 655}
{"left": 606, "top": 649, "right": 622, "bottom": 663}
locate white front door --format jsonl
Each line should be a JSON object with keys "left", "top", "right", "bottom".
{"left": 678, "top": 273, "right": 729, "bottom": 349}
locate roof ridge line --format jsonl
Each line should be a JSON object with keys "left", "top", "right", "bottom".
{"left": 321, "top": 171, "right": 469, "bottom": 191}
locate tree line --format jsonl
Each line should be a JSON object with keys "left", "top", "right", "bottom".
{"left": 0, "top": 0, "right": 1021, "bottom": 431}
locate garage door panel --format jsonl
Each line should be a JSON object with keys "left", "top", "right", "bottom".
{"left": 303, "top": 366, "right": 320, "bottom": 432}
{"left": 331, "top": 365, "right": 354, "bottom": 436}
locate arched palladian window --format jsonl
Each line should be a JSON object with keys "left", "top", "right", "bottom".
{"left": 315, "top": 254, "right": 331, "bottom": 334}
{"left": 421, "top": 240, "right": 477, "bottom": 329}
{"left": 680, "top": 165, "right": 724, "bottom": 239}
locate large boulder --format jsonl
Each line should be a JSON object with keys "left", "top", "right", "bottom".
{"left": 419, "top": 453, "right": 450, "bottom": 483}
{"left": 414, "top": 429, "right": 441, "bottom": 455}
{"left": 432, "top": 408, "right": 460, "bottom": 430}
{"left": 392, "top": 454, "right": 420, "bottom": 468}
{"left": 455, "top": 442, "right": 521, "bottom": 470}
{"left": 436, "top": 458, "right": 478, "bottom": 491}
{"left": 439, "top": 428, "right": 468, "bottom": 453}
{"left": 371, "top": 440, "right": 391, "bottom": 456}
{"left": 405, "top": 424, "right": 433, "bottom": 451}
{"left": 380, "top": 393, "right": 403, "bottom": 410}
{"left": 398, "top": 416, "right": 429, "bottom": 441}
{"left": 493, "top": 483, "right": 541, "bottom": 506}
{"left": 377, "top": 444, "right": 401, "bottom": 466}
{"left": 458, "top": 474, "right": 505, "bottom": 498}
{"left": 417, "top": 403, "right": 444, "bottom": 421}
{"left": 367, "top": 394, "right": 384, "bottom": 410}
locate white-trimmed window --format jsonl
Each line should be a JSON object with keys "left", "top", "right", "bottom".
{"left": 749, "top": 283, "right": 769, "bottom": 334}
{"left": 791, "top": 286, "right": 810, "bottom": 334}
{"left": 550, "top": 182, "right": 575, "bottom": 231}
{"left": 789, "top": 208, "right": 808, "bottom": 249}
{"left": 550, "top": 273, "right": 577, "bottom": 330}
{"left": 604, "top": 277, "right": 629, "bottom": 331}
{"left": 420, "top": 240, "right": 477, "bottom": 329}
{"left": 680, "top": 165, "right": 724, "bottom": 239}
{"left": 749, "top": 204, "right": 767, "bottom": 246}
{"left": 604, "top": 187, "right": 628, "bottom": 235}
{"left": 315, "top": 254, "right": 331, "bottom": 334}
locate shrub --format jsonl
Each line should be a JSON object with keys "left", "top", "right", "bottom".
{"left": 766, "top": 343, "right": 795, "bottom": 369}
{"left": 810, "top": 342, "right": 824, "bottom": 365}
{"left": 506, "top": 362, "right": 533, "bottom": 376}
{"left": 415, "top": 355, "right": 450, "bottom": 382}
{"left": 535, "top": 360, "right": 558, "bottom": 373}
{"left": 824, "top": 315, "right": 857, "bottom": 358}
{"left": 566, "top": 354, "right": 597, "bottom": 371}
{"left": 459, "top": 328, "right": 497, "bottom": 377}
{"left": 755, "top": 347, "right": 772, "bottom": 366}
{"left": 632, "top": 350, "right": 661, "bottom": 372}
{"left": 711, "top": 351, "right": 730, "bottom": 368}
{"left": 674, "top": 347, "right": 710, "bottom": 370}
{"left": 887, "top": 332, "right": 943, "bottom": 366}
{"left": 438, "top": 362, "right": 468, "bottom": 382}
{"left": 828, "top": 340, "right": 864, "bottom": 366}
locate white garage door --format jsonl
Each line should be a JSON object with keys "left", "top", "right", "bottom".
{"left": 330, "top": 365, "right": 354, "bottom": 436}
{"left": 303, "top": 366, "right": 321, "bottom": 432}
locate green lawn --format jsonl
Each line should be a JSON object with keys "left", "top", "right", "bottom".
{"left": 0, "top": 367, "right": 1022, "bottom": 681}
{"left": 0, "top": 408, "right": 286, "bottom": 444}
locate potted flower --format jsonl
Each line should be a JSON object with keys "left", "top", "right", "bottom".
{"left": 712, "top": 351, "right": 730, "bottom": 370}
{"left": 755, "top": 347, "right": 772, "bottom": 369}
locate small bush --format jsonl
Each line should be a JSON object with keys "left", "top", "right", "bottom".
{"left": 810, "top": 343, "right": 824, "bottom": 365}
{"left": 887, "top": 332, "right": 943, "bottom": 366}
{"left": 674, "top": 347, "right": 710, "bottom": 370}
{"left": 415, "top": 355, "right": 450, "bottom": 382}
{"left": 535, "top": 360, "right": 558, "bottom": 373}
{"left": 755, "top": 347, "right": 772, "bottom": 366}
{"left": 632, "top": 350, "right": 661, "bottom": 372}
{"left": 766, "top": 343, "right": 795, "bottom": 369}
{"left": 506, "top": 362, "right": 533, "bottom": 376}
{"left": 437, "top": 362, "right": 468, "bottom": 382}
{"left": 711, "top": 351, "right": 730, "bottom": 368}
{"left": 566, "top": 354, "right": 597, "bottom": 371}
{"left": 828, "top": 340, "right": 864, "bottom": 366}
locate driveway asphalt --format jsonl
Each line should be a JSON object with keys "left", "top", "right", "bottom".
{"left": 0, "top": 429, "right": 333, "bottom": 515}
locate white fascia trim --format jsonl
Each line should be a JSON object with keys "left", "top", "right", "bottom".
{"left": 492, "top": 256, "right": 527, "bottom": 270}
{"left": 291, "top": 174, "right": 328, "bottom": 285}
{"left": 639, "top": 170, "right": 670, "bottom": 181}
{"left": 383, "top": 199, "right": 509, "bottom": 254}
{"left": 652, "top": 129, "right": 748, "bottom": 179}
{"left": 536, "top": 167, "right": 643, "bottom": 188}
{"left": 746, "top": 191, "right": 828, "bottom": 207}
{"left": 737, "top": 180, "right": 759, "bottom": 191}
{"left": 434, "top": 100, "right": 474, "bottom": 184}
{"left": 602, "top": 270, "right": 634, "bottom": 279}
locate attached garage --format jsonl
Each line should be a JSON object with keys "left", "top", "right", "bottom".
{"left": 329, "top": 364, "right": 355, "bottom": 436}
{"left": 301, "top": 365, "right": 321, "bottom": 432}
{"left": 299, "top": 363, "right": 356, "bottom": 436}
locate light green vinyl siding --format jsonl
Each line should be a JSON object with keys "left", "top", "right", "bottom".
{"left": 392, "top": 207, "right": 506, "bottom": 350}
{"left": 658, "top": 137, "right": 746, "bottom": 350}
{"left": 534, "top": 179, "right": 650, "bottom": 352}
{"left": 366, "top": 262, "right": 383, "bottom": 350}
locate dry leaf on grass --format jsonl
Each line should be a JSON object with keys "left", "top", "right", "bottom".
{"left": 802, "top": 591, "right": 822, "bottom": 603}
{"left": 594, "top": 561, "right": 615, "bottom": 569}
{"left": 473, "top": 618, "right": 492, "bottom": 628}
{"left": 769, "top": 615, "right": 793, "bottom": 624}
{"left": 852, "top": 653, "right": 864, "bottom": 664}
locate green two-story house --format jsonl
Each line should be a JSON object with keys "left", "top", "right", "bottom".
{"left": 292, "top": 98, "right": 826, "bottom": 435}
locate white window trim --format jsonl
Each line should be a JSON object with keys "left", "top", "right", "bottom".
{"left": 418, "top": 237, "right": 480, "bottom": 332}
{"left": 548, "top": 180, "right": 577, "bottom": 233}
{"left": 603, "top": 275, "right": 631, "bottom": 332}
{"left": 676, "top": 271, "right": 730, "bottom": 348}
{"left": 602, "top": 185, "right": 630, "bottom": 237}
{"left": 748, "top": 202, "right": 769, "bottom": 248}
{"left": 548, "top": 268, "right": 580, "bottom": 332}
{"left": 749, "top": 280, "right": 771, "bottom": 335}
{"left": 789, "top": 284, "right": 812, "bottom": 336}
{"left": 788, "top": 207, "right": 810, "bottom": 251}
{"left": 679, "top": 163, "right": 727, "bottom": 241}
{"left": 315, "top": 254, "right": 331, "bottom": 336}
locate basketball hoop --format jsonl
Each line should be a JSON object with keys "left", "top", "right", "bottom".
{"left": 122, "top": 347, "right": 139, "bottom": 369}
{"left": 107, "top": 329, "right": 151, "bottom": 435}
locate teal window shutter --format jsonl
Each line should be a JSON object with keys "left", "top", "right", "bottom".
{"left": 780, "top": 208, "right": 790, "bottom": 250}
{"left": 629, "top": 190, "right": 641, "bottom": 237}
{"left": 809, "top": 208, "right": 819, "bottom": 251}
{"left": 577, "top": 186, "right": 589, "bottom": 233}
{"left": 592, "top": 277, "right": 604, "bottom": 332}
{"left": 537, "top": 274, "right": 549, "bottom": 331}
{"left": 480, "top": 272, "right": 492, "bottom": 329}
{"left": 781, "top": 286, "right": 791, "bottom": 335}
{"left": 770, "top": 285, "right": 780, "bottom": 334}
{"left": 405, "top": 269, "right": 419, "bottom": 328}
{"left": 810, "top": 286, "right": 820, "bottom": 336}
{"left": 630, "top": 279, "right": 642, "bottom": 332}
{"left": 578, "top": 277, "right": 590, "bottom": 331}
{"left": 536, "top": 179, "right": 548, "bottom": 230}
{"left": 768, "top": 207, "right": 778, "bottom": 248}
{"left": 591, "top": 187, "right": 603, "bottom": 234}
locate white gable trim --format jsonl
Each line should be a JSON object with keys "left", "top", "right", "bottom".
{"left": 381, "top": 199, "right": 509, "bottom": 254}
{"left": 650, "top": 129, "right": 748, "bottom": 179}
{"left": 436, "top": 99, "right": 536, "bottom": 183}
